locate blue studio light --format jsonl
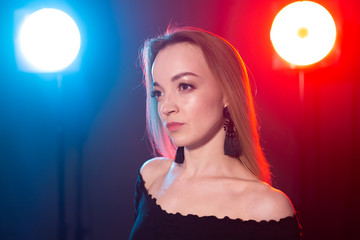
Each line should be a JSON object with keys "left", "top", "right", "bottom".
{"left": 16, "top": 8, "right": 81, "bottom": 73}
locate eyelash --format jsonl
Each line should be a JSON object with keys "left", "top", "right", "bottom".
{"left": 150, "top": 90, "right": 162, "bottom": 99}
{"left": 179, "top": 83, "right": 194, "bottom": 91}
{"left": 150, "top": 83, "right": 195, "bottom": 99}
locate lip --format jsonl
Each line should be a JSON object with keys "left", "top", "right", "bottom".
{"left": 166, "top": 122, "right": 184, "bottom": 132}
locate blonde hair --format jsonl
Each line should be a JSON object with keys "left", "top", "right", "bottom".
{"left": 140, "top": 27, "right": 271, "bottom": 184}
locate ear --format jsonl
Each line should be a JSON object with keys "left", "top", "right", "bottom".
{"left": 223, "top": 96, "right": 229, "bottom": 108}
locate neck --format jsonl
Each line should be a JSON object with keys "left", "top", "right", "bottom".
{"left": 180, "top": 129, "right": 240, "bottom": 178}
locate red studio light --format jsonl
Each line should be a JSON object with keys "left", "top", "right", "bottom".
{"left": 270, "top": 1, "right": 337, "bottom": 66}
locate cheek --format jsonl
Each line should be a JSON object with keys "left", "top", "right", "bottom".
{"left": 185, "top": 91, "right": 224, "bottom": 123}
{"left": 157, "top": 103, "right": 165, "bottom": 124}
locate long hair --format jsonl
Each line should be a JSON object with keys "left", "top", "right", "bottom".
{"left": 140, "top": 27, "right": 271, "bottom": 184}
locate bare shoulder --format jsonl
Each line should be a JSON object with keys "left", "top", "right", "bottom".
{"left": 140, "top": 157, "right": 173, "bottom": 188}
{"left": 244, "top": 182, "right": 295, "bottom": 222}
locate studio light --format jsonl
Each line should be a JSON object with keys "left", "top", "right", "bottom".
{"left": 15, "top": 7, "right": 83, "bottom": 240}
{"left": 270, "top": 1, "right": 336, "bottom": 66}
{"left": 17, "top": 8, "right": 81, "bottom": 72}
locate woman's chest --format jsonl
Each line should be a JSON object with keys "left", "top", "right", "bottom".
{"left": 148, "top": 177, "right": 250, "bottom": 219}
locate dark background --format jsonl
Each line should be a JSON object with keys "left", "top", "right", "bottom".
{"left": 0, "top": 0, "right": 359, "bottom": 239}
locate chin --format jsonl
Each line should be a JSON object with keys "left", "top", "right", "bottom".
{"left": 169, "top": 135, "right": 193, "bottom": 148}
{"left": 170, "top": 139, "right": 188, "bottom": 148}
{"left": 170, "top": 137, "right": 206, "bottom": 150}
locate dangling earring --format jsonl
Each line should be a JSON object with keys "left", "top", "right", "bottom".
{"left": 175, "top": 146, "right": 184, "bottom": 164}
{"left": 223, "top": 107, "right": 242, "bottom": 157}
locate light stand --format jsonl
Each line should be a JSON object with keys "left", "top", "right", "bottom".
{"left": 57, "top": 74, "right": 67, "bottom": 240}
{"left": 15, "top": 8, "right": 82, "bottom": 240}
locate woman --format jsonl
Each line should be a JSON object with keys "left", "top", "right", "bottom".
{"left": 130, "top": 27, "right": 302, "bottom": 239}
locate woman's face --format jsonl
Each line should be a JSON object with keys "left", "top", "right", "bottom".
{"left": 151, "top": 42, "right": 226, "bottom": 149}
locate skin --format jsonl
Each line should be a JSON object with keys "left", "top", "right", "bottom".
{"left": 141, "top": 42, "right": 295, "bottom": 221}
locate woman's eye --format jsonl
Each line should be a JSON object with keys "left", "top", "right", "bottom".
{"left": 150, "top": 90, "right": 162, "bottom": 99}
{"left": 179, "top": 83, "right": 194, "bottom": 91}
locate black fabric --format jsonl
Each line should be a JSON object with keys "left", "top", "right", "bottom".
{"left": 129, "top": 172, "right": 303, "bottom": 240}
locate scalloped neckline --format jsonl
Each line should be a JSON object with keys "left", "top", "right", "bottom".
{"left": 138, "top": 171, "right": 296, "bottom": 224}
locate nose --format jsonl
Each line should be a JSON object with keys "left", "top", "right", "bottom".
{"left": 159, "top": 94, "right": 178, "bottom": 116}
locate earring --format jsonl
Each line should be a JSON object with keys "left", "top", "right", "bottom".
{"left": 175, "top": 146, "right": 184, "bottom": 164}
{"left": 223, "top": 107, "right": 242, "bottom": 157}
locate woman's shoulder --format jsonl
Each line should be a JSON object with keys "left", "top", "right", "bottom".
{"left": 241, "top": 181, "right": 296, "bottom": 222}
{"left": 139, "top": 157, "right": 173, "bottom": 188}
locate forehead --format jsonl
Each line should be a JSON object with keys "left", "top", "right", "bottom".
{"left": 151, "top": 42, "right": 211, "bottom": 83}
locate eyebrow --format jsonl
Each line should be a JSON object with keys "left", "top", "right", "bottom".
{"left": 153, "top": 72, "right": 199, "bottom": 87}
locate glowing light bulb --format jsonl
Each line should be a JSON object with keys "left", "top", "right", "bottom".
{"left": 18, "top": 8, "right": 81, "bottom": 72}
{"left": 270, "top": 1, "right": 336, "bottom": 66}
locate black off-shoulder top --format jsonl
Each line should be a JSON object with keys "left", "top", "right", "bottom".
{"left": 129, "top": 172, "right": 302, "bottom": 240}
